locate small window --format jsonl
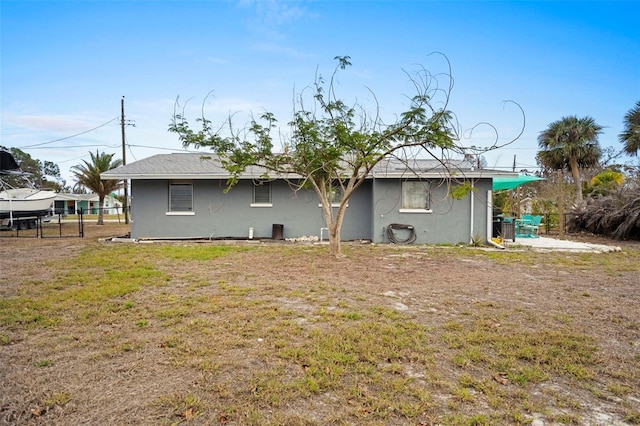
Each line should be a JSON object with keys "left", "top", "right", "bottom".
{"left": 319, "top": 182, "right": 347, "bottom": 208}
{"left": 252, "top": 181, "right": 272, "bottom": 206}
{"left": 329, "top": 184, "right": 344, "bottom": 204}
{"left": 169, "top": 182, "right": 193, "bottom": 212}
{"left": 401, "top": 181, "right": 431, "bottom": 211}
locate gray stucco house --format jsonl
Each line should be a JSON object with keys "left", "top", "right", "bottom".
{"left": 102, "top": 153, "right": 515, "bottom": 244}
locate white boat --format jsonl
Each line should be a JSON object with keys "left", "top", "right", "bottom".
{"left": 0, "top": 187, "right": 56, "bottom": 219}
{"left": 1, "top": 149, "right": 56, "bottom": 229}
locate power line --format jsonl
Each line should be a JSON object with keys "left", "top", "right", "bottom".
{"left": 28, "top": 143, "right": 120, "bottom": 150}
{"left": 17, "top": 116, "right": 120, "bottom": 149}
{"left": 56, "top": 153, "right": 95, "bottom": 165}
{"left": 125, "top": 134, "right": 138, "bottom": 162}
{"left": 127, "top": 143, "right": 201, "bottom": 153}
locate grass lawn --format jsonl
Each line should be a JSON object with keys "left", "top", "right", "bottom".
{"left": 60, "top": 213, "right": 126, "bottom": 222}
{"left": 1, "top": 224, "right": 639, "bottom": 425}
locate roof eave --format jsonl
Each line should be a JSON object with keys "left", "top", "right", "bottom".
{"left": 101, "top": 173, "right": 231, "bottom": 180}
{"left": 100, "top": 173, "right": 305, "bottom": 180}
{"left": 373, "top": 171, "right": 517, "bottom": 179}
{"left": 103, "top": 171, "right": 517, "bottom": 180}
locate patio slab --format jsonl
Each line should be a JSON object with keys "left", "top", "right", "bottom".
{"left": 509, "top": 236, "right": 621, "bottom": 253}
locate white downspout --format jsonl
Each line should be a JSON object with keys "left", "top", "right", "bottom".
{"left": 486, "top": 189, "right": 493, "bottom": 240}
{"left": 469, "top": 180, "right": 474, "bottom": 244}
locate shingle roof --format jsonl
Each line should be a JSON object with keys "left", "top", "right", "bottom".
{"left": 101, "top": 153, "right": 228, "bottom": 179}
{"left": 101, "top": 152, "right": 515, "bottom": 180}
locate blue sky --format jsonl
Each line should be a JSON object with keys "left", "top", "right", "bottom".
{"left": 1, "top": 0, "right": 638, "bottom": 184}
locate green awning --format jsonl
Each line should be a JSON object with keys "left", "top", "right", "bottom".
{"left": 493, "top": 175, "right": 544, "bottom": 191}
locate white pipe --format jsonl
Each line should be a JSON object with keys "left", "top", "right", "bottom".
{"left": 469, "top": 180, "right": 475, "bottom": 244}
{"left": 320, "top": 227, "right": 329, "bottom": 242}
{"left": 249, "top": 227, "right": 254, "bottom": 239}
{"left": 487, "top": 189, "right": 493, "bottom": 244}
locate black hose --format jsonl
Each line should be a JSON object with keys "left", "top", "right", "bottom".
{"left": 386, "top": 223, "right": 417, "bottom": 244}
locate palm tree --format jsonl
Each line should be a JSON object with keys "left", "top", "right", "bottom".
{"left": 537, "top": 116, "right": 603, "bottom": 204}
{"left": 620, "top": 101, "right": 640, "bottom": 156}
{"left": 589, "top": 169, "right": 625, "bottom": 196}
{"left": 71, "top": 151, "right": 123, "bottom": 225}
{"left": 591, "top": 169, "right": 624, "bottom": 189}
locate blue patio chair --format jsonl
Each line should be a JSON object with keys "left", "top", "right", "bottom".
{"left": 520, "top": 215, "right": 542, "bottom": 236}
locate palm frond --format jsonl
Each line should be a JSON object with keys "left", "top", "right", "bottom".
{"left": 619, "top": 101, "right": 640, "bottom": 156}
{"left": 571, "top": 190, "right": 640, "bottom": 240}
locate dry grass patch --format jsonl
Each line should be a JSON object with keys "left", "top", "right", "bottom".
{"left": 1, "top": 227, "right": 639, "bottom": 425}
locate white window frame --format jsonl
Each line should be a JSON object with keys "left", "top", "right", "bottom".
{"left": 251, "top": 181, "right": 273, "bottom": 207}
{"left": 318, "top": 182, "right": 348, "bottom": 208}
{"left": 399, "top": 180, "right": 432, "bottom": 213}
{"left": 166, "top": 181, "right": 195, "bottom": 216}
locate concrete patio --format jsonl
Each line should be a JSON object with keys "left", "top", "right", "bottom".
{"left": 509, "top": 236, "right": 621, "bottom": 253}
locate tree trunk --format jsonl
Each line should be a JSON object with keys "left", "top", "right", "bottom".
{"left": 321, "top": 201, "right": 347, "bottom": 258}
{"left": 329, "top": 224, "right": 341, "bottom": 257}
{"left": 97, "top": 196, "right": 105, "bottom": 225}
{"left": 323, "top": 207, "right": 343, "bottom": 257}
{"left": 314, "top": 178, "right": 353, "bottom": 258}
{"left": 569, "top": 156, "right": 583, "bottom": 205}
{"left": 558, "top": 170, "right": 565, "bottom": 240}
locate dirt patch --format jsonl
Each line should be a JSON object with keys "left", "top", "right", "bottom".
{"left": 0, "top": 224, "right": 130, "bottom": 298}
{"left": 1, "top": 225, "right": 639, "bottom": 425}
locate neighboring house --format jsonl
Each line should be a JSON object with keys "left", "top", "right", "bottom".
{"left": 54, "top": 193, "right": 122, "bottom": 215}
{"left": 520, "top": 197, "right": 534, "bottom": 215}
{"left": 101, "top": 153, "right": 516, "bottom": 244}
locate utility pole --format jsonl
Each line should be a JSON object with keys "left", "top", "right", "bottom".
{"left": 121, "top": 96, "right": 129, "bottom": 224}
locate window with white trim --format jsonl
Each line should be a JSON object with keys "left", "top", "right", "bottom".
{"left": 252, "top": 181, "right": 272, "bottom": 206}
{"left": 318, "top": 182, "right": 347, "bottom": 208}
{"left": 169, "top": 181, "right": 193, "bottom": 212}
{"left": 329, "top": 184, "right": 344, "bottom": 205}
{"left": 401, "top": 181, "right": 431, "bottom": 211}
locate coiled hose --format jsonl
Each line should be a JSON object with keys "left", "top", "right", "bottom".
{"left": 386, "top": 223, "right": 417, "bottom": 244}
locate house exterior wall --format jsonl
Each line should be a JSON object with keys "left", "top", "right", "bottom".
{"left": 130, "top": 179, "right": 373, "bottom": 240}
{"left": 54, "top": 195, "right": 122, "bottom": 215}
{"left": 371, "top": 178, "right": 492, "bottom": 244}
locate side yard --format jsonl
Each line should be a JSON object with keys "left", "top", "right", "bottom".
{"left": 1, "top": 225, "right": 639, "bottom": 425}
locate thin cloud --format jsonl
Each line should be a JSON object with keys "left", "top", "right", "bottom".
{"left": 250, "top": 41, "right": 315, "bottom": 59}
{"left": 176, "top": 96, "right": 268, "bottom": 118}
{"left": 204, "top": 56, "right": 231, "bottom": 65}
{"left": 238, "top": 0, "right": 309, "bottom": 28}
{"left": 2, "top": 113, "right": 113, "bottom": 133}
{"left": 203, "top": 96, "right": 267, "bottom": 115}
